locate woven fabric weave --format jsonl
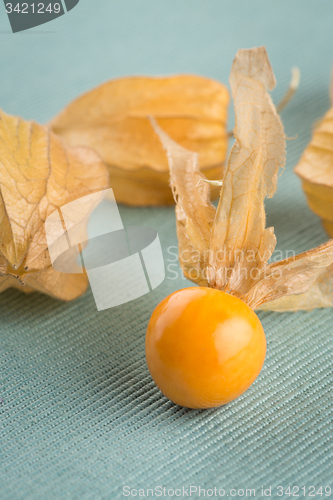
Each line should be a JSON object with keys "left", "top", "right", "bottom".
{"left": 1, "top": 1, "right": 333, "bottom": 499}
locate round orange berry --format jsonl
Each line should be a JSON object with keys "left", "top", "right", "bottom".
{"left": 145, "top": 287, "right": 266, "bottom": 409}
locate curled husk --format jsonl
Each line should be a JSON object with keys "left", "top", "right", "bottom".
{"left": 0, "top": 109, "right": 109, "bottom": 300}
{"left": 50, "top": 75, "right": 229, "bottom": 206}
{"left": 152, "top": 47, "right": 333, "bottom": 312}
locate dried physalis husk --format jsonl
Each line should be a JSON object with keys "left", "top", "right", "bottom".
{"left": 0, "top": 109, "right": 109, "bottom": 300}
{"left": 152, "top": 46, "right": 333, "bottom": 312}
{"left": 50, "top": 76, "right": 229, "bottom": 206}
{"left": 295, "top": 107, "right": 333, "bottom": 238}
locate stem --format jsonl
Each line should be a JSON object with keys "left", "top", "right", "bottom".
{"left": 276, "top": 67, "right": 301, "bottom": 113}
{"left": 197, "top": 178, "right": 223, "bottom": 187}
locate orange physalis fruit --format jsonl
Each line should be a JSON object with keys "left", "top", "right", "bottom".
{"left": 146, "top": 287, "right": 266, "bottom": 409}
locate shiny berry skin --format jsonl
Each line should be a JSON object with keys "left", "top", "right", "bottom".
{"left": 145, "top": 287, "right": 266, "bottom": 409}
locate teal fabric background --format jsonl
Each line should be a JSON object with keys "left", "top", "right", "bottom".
{"left": 1, "top": 1, "right": 333, "bottom": 499}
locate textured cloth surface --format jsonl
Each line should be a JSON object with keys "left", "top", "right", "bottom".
{"left": 1, "top": 2, "right": 333, "bottom": 499}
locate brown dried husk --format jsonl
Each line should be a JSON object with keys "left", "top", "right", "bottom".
{"left": 0, "top": 109, "right": 109, "bottom": 300}
{"left": 153, "top": 47, "right": 333, "bottom": 312}
{"left": 50, "top": 75, "right": 229, "bottom": 206}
